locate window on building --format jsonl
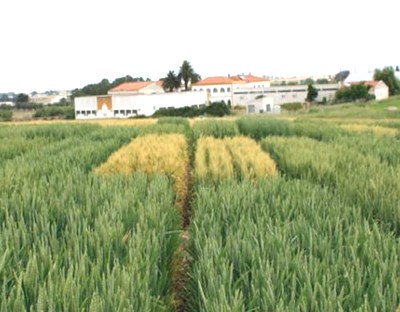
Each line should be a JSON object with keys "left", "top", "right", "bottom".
{"left": 114, "top": 110, "right": 118, "bottom": 116}
{"left": 86, "top": 111, "right": 91, "bottom": 115}
{"left": 220, "top": 88, "right": 225, "bottom": 93}
{"left": 92, "top": 110, "right": 96, "bottom": 115}
{"left": 213, "top": 88, "right": 218, "bottom": 93}
{"left": 199, "top": 88, "right": 204, "bottom": 91}
{"left": 227, "top": 88, "right": 231, "bottom": 92}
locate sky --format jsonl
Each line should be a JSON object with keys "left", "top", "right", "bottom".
{"left": 0, "top": 0, "right": 398, "bottom": 93}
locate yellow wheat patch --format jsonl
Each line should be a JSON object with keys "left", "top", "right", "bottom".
{"left": 195, "top": 136, "right": 277, "bottom": 183}
{"left": 224, "top": 136, "right": 277, "bottom": 180}
{"left": 195, "top": 137, "right": 234, "bottom": 183}
{"left": 95, "top": 134, "right": 189, "bottom": 203}
{"left": 92, "top": 119, "right": 157, "bottom": 127}
{"left": 341, "top": 124, "right": 397, "bottom": 136}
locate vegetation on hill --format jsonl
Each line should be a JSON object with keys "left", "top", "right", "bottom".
{"left": 374, "top": 66, "right": 400, "bottom": 95}
{"left": 71, "top": 75, "right": 151, "bottom": 98}
{"left": 0, "top": 109, "right": 12, "bottom": 121}
{"left": 335, "top": 83, "right": 374, "bottom": 103}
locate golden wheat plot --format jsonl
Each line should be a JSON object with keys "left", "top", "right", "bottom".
{"left": 224, "top": 136, "right": 277, "bottom": 179}
{"left": 195, "top": 137, "right": 234, "bottom": 183}
{"left": 340, "top": 124, "right": 397, "bottom": 136}
{"left": 195, "top": 136, "right": 277, "bottom": 183}
{"left": 95, "top": 134, "right": 189, "bottom": 200}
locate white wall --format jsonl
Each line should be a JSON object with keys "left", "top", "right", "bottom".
{"left": 193, "top": 84, "right": 233, "bottom": 104}
{"left": 233, "top": 84, "right": 339, "bottom": 106}
{"left": 74, "top": 92, "right": 208, "bottom": 119}
{"left": 371, "top": 82, "right": 389, "bottom": 100}
{"left": 75, "top": 96, "right": 99, "bottom": 119}
{"left": 247, "top": 97, "right": 276, "bottom": 114}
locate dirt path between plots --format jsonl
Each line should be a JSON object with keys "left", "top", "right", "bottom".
{"left": 172, "top": 160, "right": 194, "bottom": 312}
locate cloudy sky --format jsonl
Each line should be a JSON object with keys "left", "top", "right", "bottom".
{"left": 0, "top": 0, "right": 398, "bottom": 93}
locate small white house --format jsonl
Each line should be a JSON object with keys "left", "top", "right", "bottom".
{"left": 365, "top": 80, "right": 389, "bottom": 100}
{"left": 246, "top": 97, "right": 279, "bottom": 114}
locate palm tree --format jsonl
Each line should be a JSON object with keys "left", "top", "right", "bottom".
{"left": 178, "top": 60, "right": 201, "bottom": 91}
{"left": 162, "top": 70, "right": 181, "bottom": 92}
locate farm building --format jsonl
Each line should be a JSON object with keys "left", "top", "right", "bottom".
{"left": 363, "top": 81, "right": 389, "bottom": 101}
{"left": 192, "top": 74, "right": 270, "bottom": 105}
{"left": 74, "top": 81, "right": 208, "bottom": 119}
{"left": 246, "top": 96, "right": 280, "bottom": 114}
{"left": 193, "top": 74, "right": 340, "bottom": 110}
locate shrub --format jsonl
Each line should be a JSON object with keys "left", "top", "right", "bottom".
{"left": 33, "top": 106, "right": 75, "bottom": 119}
{"left": 0, "top": 110, "right": 12, "bottom": 121}
{"left": 281, "top": 102, "right": 303, "bottom": 112}
{"left": 153, "top": 102, "right": 231, "bottom": 118}
{"left": 335, "top": 84, "right": 374, "bottom": 103}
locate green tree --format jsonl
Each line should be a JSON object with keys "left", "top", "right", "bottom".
{"left": 16, "top": 93, "right": 29, "bottom": 103}
{"left": 316, "top": 78, "right": 329, "bottom": 84}
{"left": 178, "top": 60, "right": 201, "bottom": 91}
{"left": 306, "top": 84, "right": 318, "bottom": 102}
{"left": 335, "top": 84, "right": 371, "bottom": 103}
{"left": 373, "top": 67, "right": 400, "bottom": 96}
{"left": 71, "top": 76, "right": 151, "bottom": 98}
{"left": 162, "top": 70, "right": 181, "bottom": 92}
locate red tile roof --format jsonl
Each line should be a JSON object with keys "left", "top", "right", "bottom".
{"left": 193, "top": 76, "right": 245, "bottom": 86}
{"left": 349, "top": 80, "right": 380, "bottom": 88}
{"left": 109, "top": 81, "right": 153, "bottom": 92}
{"left": 193, "top": 74, "right": 269, "bottom": 86}
{"left": 364, "top": 81, "right": 379, "bottom": 88}
{"left": 155, "top": 80, "right": 164, "bottom": 87}
{"left": 242, "top": 74, "right": 269, "bottom": 83}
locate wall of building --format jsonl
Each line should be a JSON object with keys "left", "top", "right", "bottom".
{"left": 75, "top": 91, "right": 208, "bottom": 119}
{"left": 371, "top": 83, "right": 389, "bottom": 101}
{"left": 233, "top": 84, "right": 339, "bottom": 106}
{"left": 247, "top": 97, "right": 277, "bottom": 114}
{"left": 192, "top": 84, "right": 234, "bottom": 104}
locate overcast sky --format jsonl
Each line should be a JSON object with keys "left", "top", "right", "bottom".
{"left": 0, "top": 0, "right": 398, "bottom": 93}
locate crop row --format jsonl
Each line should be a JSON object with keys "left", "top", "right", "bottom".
{"left": 195, "top": 136, "right": 276, "bottom": 183}
{"left": 188, "top": 178, "right": 400, "bottom": 311}
{"left": 262, "top": 136, "right": 400, "bottom": 234}
{"left": 0, "top": 125, "right": 180, "bottom": 310}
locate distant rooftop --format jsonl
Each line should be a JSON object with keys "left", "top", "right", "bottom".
{"left": 109, "top": 81, "right": 154, "bottom": 92}
{"left": 193, "top": 74, "right": 269, "bottom": 86}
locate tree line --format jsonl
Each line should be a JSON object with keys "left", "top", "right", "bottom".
{"left": 71, "top": 76, "right": 151, "bottom": 98}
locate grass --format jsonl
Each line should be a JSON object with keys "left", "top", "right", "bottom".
{"left": 302, "top": 96, "right": 400, "bottom": 119}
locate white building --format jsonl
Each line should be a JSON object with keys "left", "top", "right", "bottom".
{"left": 365, "top": 81, "right": 389, "bottom": 101}
{"left": 246, "top": 97, "right": 279, "bottom": 114}
{"left": 192, "top": 74, "right": 270, "bottom": 105}
{"left": 346, "top": 80, "right": 389, "bottom": 101}
{"left": 74, "top": 81, "right": 208, "bottom": 119}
